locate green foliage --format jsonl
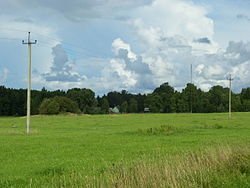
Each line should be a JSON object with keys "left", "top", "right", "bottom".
{"left": 120, "top": 101, "right": 128, "bottom": 113}
{"left": 53, "top": 96, "right": 80, "bottom": 113}
{"left": 242, "top": 100, "right": 250, "bottom": 112}
{"left": 107, "top": 91, "right": 123, "bottom": 107}
{"left": 153, "top": 82, "right": 175, "bottom": 113}
{"left": 39, "top": 97, "right": 80, "bottom": 115}
{"left": 39, "top": 98, "right": 60, "bottom": 114}
{"left": 47, "top": 100, "right": 60, "bottom": 115}
{"left": 232, "top": 95, "right": 242, "bottom": 112}
{"left": 128, "top": 98, "right": 138, "bottom": 113}
{"left": 145, "top": 93, "right": 163, "bottom": 112}
{"left": 241, "top": 88, "right": 250, "bottom": 100}
{"left": 67, "top": 88, "right": 95, "bottom": 113}
{"left": 86, "top": 106, "right": 102, "bottom": 114}
{"left": 181, "top": 83, "right": 203, "bottom": 113}
{"left": 106, "top": 90, "right": 145, "bottom": 112}
{"left": 1, "top": 84, "right": 250, "bottom": 116}
{"left": 208, "top": 85, "right": 229, "bottom": 112}
{"left": 39, "top": 98, "right": 52, "bottom": 114}
{"left": 100, "top": 98, "right": 109, "bottom": 114}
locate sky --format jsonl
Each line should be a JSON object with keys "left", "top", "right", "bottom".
{"left": 0, "top": 0, "right": 250, "bottom": 95}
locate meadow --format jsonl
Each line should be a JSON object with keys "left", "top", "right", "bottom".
{"left": 0, "top": 113, "right": 250, "bottom": 187}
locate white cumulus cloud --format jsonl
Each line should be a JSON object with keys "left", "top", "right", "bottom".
{"left": 0, "top": 68, "right": 9, "bottom": 84}
{"left": 43, "top": 44, "right": 86, "bottom": 82}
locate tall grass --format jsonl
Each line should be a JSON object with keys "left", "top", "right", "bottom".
{"left": 97, "top": 145, "right": 250, "bottom": 188}
{"left": 1, "top": 113, "right": 250, "bottom": 187}
{"left": 10, "top": 145, "right": 248, "bottom": 188}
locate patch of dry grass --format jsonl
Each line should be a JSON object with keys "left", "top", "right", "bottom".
{"left": 95, "top": 145, "right": 250, "bottom": 188}
{"left": 21, "top": 145, "right": 250, "bottom": 188}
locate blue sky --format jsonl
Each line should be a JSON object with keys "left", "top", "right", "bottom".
{"left": 0, "top": 0, "right": 250, "bottom": 95}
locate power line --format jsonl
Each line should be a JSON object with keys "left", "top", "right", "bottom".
{"left": 0, "top": 27, "right": 29, "bottom": 34}
{"left": 0, "top": 34, "right": 104, "bottom": 60}
{"left": 0, "top": 27, "right": 102, "bottom": 58}
{"left": 37, "top": 40, "right": 103, "bottom": 59}
{"left": 0, "top": 37, "right": 20, "bottom": 41}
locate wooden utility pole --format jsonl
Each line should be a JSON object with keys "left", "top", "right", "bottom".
{"left": 190, "top": 64, "right": 193, "bottom": 113}
{"left": 22, "top": 32, "right": 37, "bottom": 134}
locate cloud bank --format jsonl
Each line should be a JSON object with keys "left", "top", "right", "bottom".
{"left": 0, "top": 0, "right": 154, "bottom": 21}
{"left": 1, "top": 0, "right": 249, "bottom": 94}
{"left": 32, "top": 0, "right": 250, "bottom": 94}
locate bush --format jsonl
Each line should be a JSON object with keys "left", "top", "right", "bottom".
{"left": 46, "top": 100, "right": 60, "bottom": 114}
{"left": 138, "top": 125, "right": 178, "bottom": 135}
{"left": 39, "top": 97, "right": 80, "bottom": 115}
{"left": 53, "top": 96, "right": 80, "bottom": 113}
{"left": 39, "top": 99, "right": 59, "bottom": 115}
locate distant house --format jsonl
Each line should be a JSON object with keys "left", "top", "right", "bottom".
{"left": 144, "top": 107, "right": 150, "bottom": 113}
{"left": 109, "top": 106, "right": 120, "bottom": 114}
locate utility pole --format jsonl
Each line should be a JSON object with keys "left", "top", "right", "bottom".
{"left": 190, "top": 64, "right": 193, "bottom": 113}
{"left": 228, "top": 74, "right": 233, "bottom": 119}
{"left": 22, "top": 32, "right": 37, "bottom": 134}
{"left": 191, "top": 64, "right": 193, "bottom": 84}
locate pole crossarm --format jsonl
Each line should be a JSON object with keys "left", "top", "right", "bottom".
{"left": 22, "top": 32, "right": 37, "bottom": 44}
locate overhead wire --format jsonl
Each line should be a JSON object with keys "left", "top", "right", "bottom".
{"left": 0, "top": 37, "right": 20, "bottom": 41}
{"left": 36, "top": 40, "right": 103, "bottom": 59}
{"left": 0, "top": 27, "right": 107, "bottom": 60}
{"left": 0, "top": 37, "right": 102, "bottom": 61}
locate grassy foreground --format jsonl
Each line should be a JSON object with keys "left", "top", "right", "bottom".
{"left": 0, "top": 113, "right": 250, "bottom": 187}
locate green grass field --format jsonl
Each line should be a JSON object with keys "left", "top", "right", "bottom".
{"left": 0, "top": 113, "right": 250, "bottom": 187}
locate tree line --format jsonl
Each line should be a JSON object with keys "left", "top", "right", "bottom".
{"left": 0, "top": 83, "right": 250, "bottom": 116}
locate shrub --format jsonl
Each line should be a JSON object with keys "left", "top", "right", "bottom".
{"left": 39, "top": 99, "right": 59, "bottom": 115}
{"left": 138, "top": 125, "right": 177, "bottom": 135}
{"left": 53, "top": 96, "right": 80, "bottom": 113}
{"left": 39, "top": 97, "right": 80, "bottom": 115}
